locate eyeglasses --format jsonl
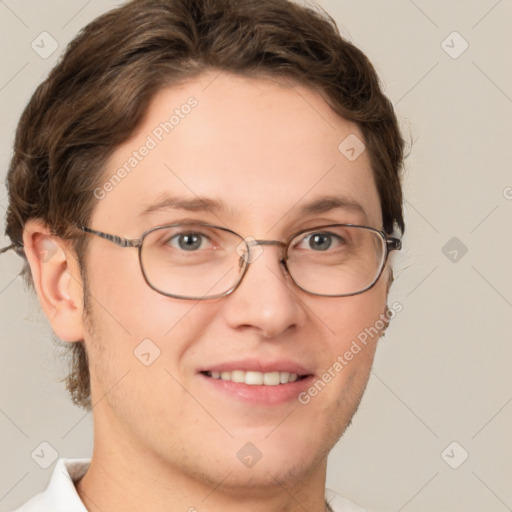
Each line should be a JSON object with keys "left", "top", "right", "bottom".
{"left": 79, "top": 223, "right": 401, "bottom": 300}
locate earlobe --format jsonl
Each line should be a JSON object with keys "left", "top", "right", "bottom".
{"left": 22, "top": 220, "right": 85, "bottom": 342}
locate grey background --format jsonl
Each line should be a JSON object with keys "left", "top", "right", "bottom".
{"left": 1, "top": 1, "right": 511, "bottom": 511}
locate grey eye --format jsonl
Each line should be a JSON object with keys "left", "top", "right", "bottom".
{"left": 308, "top": 233, "right": 333, "bottom": 251}
{"left": 170, "top": 232, "right": 205, "bottom": 251}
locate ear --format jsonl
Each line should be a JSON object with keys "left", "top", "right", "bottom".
{"left": 386, "top": 267, "right": 394, "bottom": 294}
{"left": 22, "top": 220, "right": 85, "bottom": 342}
{"left": 378, "top": 267, "right": 395, "bottom": 339}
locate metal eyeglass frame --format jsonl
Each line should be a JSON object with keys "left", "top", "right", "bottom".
{"left": 79, "top": 223, "right": 402, "bottom": 300}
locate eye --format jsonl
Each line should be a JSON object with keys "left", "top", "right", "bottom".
{"left": 308, "top": 233, "right": 333, "bottom": 251}
{"left": 293, "top": 231, "right": 344, "bottom": 252}
{"left": 167, "top": 232, "right": 211, "bottom": 251}
{"left": 298, "top": 232, "right": 343, "bottom": 251}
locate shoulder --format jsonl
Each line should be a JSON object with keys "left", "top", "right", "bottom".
{"left": 11, "top": 459, "right": 90, "bottom": 512}
{"left": 325, "top": 488, "right": 369, "bottom": 512}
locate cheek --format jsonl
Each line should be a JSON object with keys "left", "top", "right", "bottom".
{"left": 324, "top": 277, "right": 388, "bottom": 350}
{"left": 82, "top": 269, "right": 224, "bottom": 443}
{"left": 82, "top": 250, "right": 223, "bottom": 402}
{"left": 307, "top": 280, "right": 388, "bottom": 399}
{"left": 86, "top": 247, "right": 218, "bottom": 340}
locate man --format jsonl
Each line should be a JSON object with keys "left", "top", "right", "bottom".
{"left": 3, "top": 0, "right": 404, "bottom": 510}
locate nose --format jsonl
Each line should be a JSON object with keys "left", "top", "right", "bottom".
{"left": 221, "top": 242, "right": 306, "bottom": 339}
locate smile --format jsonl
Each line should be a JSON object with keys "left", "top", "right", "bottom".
{"left": 202, "top": 370, "right": 305, "bottom": 385}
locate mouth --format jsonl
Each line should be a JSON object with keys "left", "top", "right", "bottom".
{"left": 198, "top": 362, "right": 314, "bottom": 406}
{"left": 200, "top": 370, "right": 308, "bottom": 385}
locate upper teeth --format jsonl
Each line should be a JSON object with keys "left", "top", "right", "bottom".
{"left": 207, "top": 370, "right": 299, "bottom": 386}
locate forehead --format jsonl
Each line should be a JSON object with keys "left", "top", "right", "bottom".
{"left": 92, "top": 71, "right": 382, "bottom": 233}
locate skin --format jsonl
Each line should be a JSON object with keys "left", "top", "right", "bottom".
{"left": 23, "top": 71, "right": 391, "bottom": 512}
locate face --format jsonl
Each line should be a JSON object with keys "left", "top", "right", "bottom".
{"left": 82, "top": 72, "right": 389, "bottom": 491}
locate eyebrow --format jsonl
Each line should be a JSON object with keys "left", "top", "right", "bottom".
{"left": 139, "top": 194, "right": 368, "bottom": 221}
{"left": 298, "top": 196, "right": 368, "bottom": 220}
{"left": 140, "top": 195, "right": 225, "bottom": 217}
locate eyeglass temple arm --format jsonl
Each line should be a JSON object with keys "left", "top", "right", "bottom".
{"left": 386, "top": 237, "right": 402, "bottom": 252}
{"left": 80, "top": 226, "right": 141, "bottom": 248}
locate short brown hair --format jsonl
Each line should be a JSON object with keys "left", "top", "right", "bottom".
{"left": 3, "top": 0, "right": 405, "bottom": 409}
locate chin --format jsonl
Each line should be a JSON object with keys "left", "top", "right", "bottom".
{"left": 163, "top": 429, "right": 328, "bottom": 495}
{"left": 210, "top": 452, "right": 324, "bottom": 495}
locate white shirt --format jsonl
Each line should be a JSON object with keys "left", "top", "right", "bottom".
{"left": 12, "top": 459, "right": 367, "bottom": 512}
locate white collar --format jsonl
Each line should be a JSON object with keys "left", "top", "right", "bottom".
{"left": 14, "top": 459, "right": 366, "bottom": 512}
{"left": 14, "top": 459, "right": 89, "bottom": 511}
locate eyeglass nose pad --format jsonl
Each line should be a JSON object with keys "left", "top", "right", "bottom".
{"left": 279, "top": 257, "right": 291, "bottom": 277}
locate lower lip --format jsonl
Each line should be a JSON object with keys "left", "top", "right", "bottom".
{"left": 199, "top": 373, "right": 314, "bottom": 406}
